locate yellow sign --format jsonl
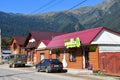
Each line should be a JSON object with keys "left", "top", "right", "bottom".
{"left": 64, "top": 37, "right": 81, "bottom": 48}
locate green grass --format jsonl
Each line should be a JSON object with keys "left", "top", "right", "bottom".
{"left": 93, "top": 73, "right": 120, "bottom": 79}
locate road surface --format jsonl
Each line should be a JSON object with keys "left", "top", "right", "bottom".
{"left": 0, "top": 64, "right": 118, "bottom": 80}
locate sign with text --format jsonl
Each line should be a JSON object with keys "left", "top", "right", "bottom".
{"left": 64, "top": 37, "right": 81, "bottom": 48}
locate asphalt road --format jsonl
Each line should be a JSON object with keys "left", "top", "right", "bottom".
{"left": 0, "top": 64, "right": 86, "bottom": 80}
{"left": 0, "top": 64, "right": 118, "bottom": 80}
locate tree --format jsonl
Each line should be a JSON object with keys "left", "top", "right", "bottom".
{"left": 1, "top": 37, "right": 11, "bottom": 50}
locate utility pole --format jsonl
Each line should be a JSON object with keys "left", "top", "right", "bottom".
{"left": 0, "top": 29, "right": 1, "bottom": 63}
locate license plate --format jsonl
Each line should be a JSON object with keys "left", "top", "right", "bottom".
{"left": 54, "top": 65, "right": 59, "bottom": 67}
{"left": 17, "top": 61, "right": 21, "bottom": 63}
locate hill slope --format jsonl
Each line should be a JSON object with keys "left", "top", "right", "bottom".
{"left": 0, "top": 0, "right": 120, "bottom": 37}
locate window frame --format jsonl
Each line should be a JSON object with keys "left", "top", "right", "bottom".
{"left": 69, "top": 51, "right": 76, "bottom": 62}
{"left": 40, "top": 53, "right": 45, "bottom": 60}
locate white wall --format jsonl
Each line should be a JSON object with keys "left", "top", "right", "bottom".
{"left": 37, "top": 42, "right": 46, "bottom": 50}
{"left": 99, "top": 45, "right": 120, "bottom": 53}
{"left": 91, "top": 30, "right": 120, "bottom": 44}
{"left": 91, "top": 29, "right": 120, "bottom": 53}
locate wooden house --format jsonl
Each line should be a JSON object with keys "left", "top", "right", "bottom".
{"left": 10, "top": 36, "right": 26, "bottom": 54}
{"left": 24, "top": 31, "right": 63, "bottom": 65}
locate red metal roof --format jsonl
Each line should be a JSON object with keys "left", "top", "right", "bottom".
{"left": 30, "top": 31, "right": 64, "bottom": 41}
{"left": 25, "top": 31, "right": 64, "bottom": 48}
{"left": 41, "top": 40, "right": 50, "bottom": 45}
{"left": 26, "top": 42, "right": 36, "bottom": 48}
{"left": 47, "top": 27, "right": 105, "bottom": 48}
{"left": 11, "top": 36, "right": 26, "bottom": 46}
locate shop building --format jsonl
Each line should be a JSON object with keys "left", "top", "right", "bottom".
{"left": 24, "top": 31, "right": 63, "bottom": 65}
{"left": 45, "top": 27, "right": 120, "bottom": 74}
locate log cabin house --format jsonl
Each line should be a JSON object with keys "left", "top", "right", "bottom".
{"left": 10, "top": 36, "right": 26, "bottom": 54}
{"left": 24, "top": 31, "right": 63, "bottom": 65}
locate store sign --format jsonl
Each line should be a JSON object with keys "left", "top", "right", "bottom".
{"left": 64, "top": 37, "right": 81, "bottom": 48}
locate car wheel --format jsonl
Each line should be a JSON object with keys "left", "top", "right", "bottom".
{"left": 22, "top": 64, "right": 25, "bottom": 67}
{"left": 9, "top": 64, "right": 12, "bottom": 68}
{"left": 12, "top": 64, "right": 16, "bottom": 68}
{"left": 45, "top": 68, "right": 49, "bottom": 73}
{"left": 36, "top": 68, "right": 40, "bottom": 72}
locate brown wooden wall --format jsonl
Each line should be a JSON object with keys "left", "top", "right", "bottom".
{"left": 99, "top": 52, "right": 120, "bottom": 76}
{"left": 35, "top": 46, "right": 99, "bottom": 70}
{"left": 10, "top": 39, "right": 22, "bottom": 54}
{"left": 89, "top": 46, "right": 99, "bottom": 70}
{"left": 52, "top": 48, "right": 83, "bottom": 69}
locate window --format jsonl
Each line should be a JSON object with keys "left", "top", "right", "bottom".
{"left": 40, "top": 53, "right": 44, "bottom": 60}
{"left": 56, "top": 51, "right": 60, "bottom": 60}
{"left": 10, "top": 55, "right": 14, "bottom": 59}
{"left": 69, "top": 51, "right": 76, "bottom": 62}
{"left": 13, "top": 43, "right": 17, "bottom": 50}
{"left": 27, "top": 52, "right": 30, "bottom": 58}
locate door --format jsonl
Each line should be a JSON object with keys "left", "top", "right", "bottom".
{"left": 40, "top": 53, "right": 44, "bottom": 61}
{"left": 83, "top": 49, "right": 89, "bottom": 69}
{"left": 85, "top": 51, "right": 89, "bottom": 68}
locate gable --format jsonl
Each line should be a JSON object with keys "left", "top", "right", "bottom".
{"left": 24, "top": 31, "right": 63, "bottom": 47}
{"left": 11, "top": 36, "right": 26, "bottom": 46}
{"left": 37, "top": 42, "right": 46, "bottom": 50}
{"left": 91, "top": 30, "right": 120, "bottom": 44}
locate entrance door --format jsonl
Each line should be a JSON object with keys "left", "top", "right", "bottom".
{"left": 85, "top": 51, "right": 89, "bottom": 68}
{"left": 83, "top": 50, "right": 89, "bottom": 69}
{"left": 40, "top": 53, "right": 44, "bottom": 61}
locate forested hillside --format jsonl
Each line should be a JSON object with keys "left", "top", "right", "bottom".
{"left": 0, "top": 0, "right": 120, "bottom": 38}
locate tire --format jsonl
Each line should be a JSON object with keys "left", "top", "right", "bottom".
{"left": 22, "top": 64, "right": 25, "bottom": 67}
{"left": 36, "top": 68, "right": 40, "bottom": 72}
{"left": 9, "top": 64, "right": 12, "bottom": 68}
{"left": 12, "top": 64, "right": 16, "bottom": 68}
{"left": 45, "top": 68, "right": 50, "bottom": 73}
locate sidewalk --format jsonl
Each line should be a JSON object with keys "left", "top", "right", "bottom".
{"left": 25, "top": 64, "right": 119, "bottom": 80}
{"left": 65, "top": 68, "right": 119, "bottom": 80}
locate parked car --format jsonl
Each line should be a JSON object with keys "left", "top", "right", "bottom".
{"left": 9, "top": 54, "right": 27, "bottom": 68}
{"left": 35, "top": 59, "right": 63, "bottom": 73}
{"left": 2, "top": 56, "right": 9, "bottom": 64}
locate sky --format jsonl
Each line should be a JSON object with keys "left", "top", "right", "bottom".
{"left": 0, "top": 0, "right": 104, "bottom": 14}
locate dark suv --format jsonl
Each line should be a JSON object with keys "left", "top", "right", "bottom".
{"left": 35, "top": 59, "right": 63, "bottom": 73}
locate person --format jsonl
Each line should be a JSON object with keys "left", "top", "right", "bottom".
{"left": 88, "top": 61, "right": 93, "bottom": 70}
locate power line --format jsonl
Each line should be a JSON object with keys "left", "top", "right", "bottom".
{"left": 30, "top": 0, "right": 57, "bottom": 14}
{"left": 39, "top": 0, "right": 65, "bottom": 13}
{"left": 53, "top": 0, "right": 87, "bottom": 19}
{"left": 68, "top": 0, "right": 87, "bottom": 11}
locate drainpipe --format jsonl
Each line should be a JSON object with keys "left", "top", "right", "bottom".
{"left": 62, "top": 50, "right": 67, "bottom": 68}
{"left": 82, "top": 48, "right": 85, "bottom": 69}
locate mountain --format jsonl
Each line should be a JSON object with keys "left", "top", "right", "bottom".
{"left": 0, "top": 0, "right": 120, "bottom": 38}
{"left": 71, "top": 0, "right": 120, "bottom": 30}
